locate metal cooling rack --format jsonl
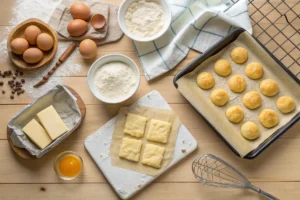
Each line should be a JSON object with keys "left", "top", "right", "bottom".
{"left": 232, "top": 0, "right": 300, "bottom": 79}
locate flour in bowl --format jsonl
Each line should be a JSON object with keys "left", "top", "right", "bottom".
{"left": 94, "top": 62, "right": 137, "bottom": 101}
{"left": 125, "top": 0, "right": 165, "bottom": 38}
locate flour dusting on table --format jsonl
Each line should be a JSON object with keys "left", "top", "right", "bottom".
{"left": 0, "top": 0, "right": 83, "bottom": 99}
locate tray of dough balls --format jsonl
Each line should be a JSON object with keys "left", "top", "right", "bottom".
{"left": 84, "top": 90, "right": 197, "bottom": 200}
{"left": 174, "top": 29, "right": 300, "bottom": 159}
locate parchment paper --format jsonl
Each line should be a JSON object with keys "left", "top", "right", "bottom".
{"left": 177, "top": 32, "right": 300, "bottom": 157}
{"left": 110, "top": 106, "right": 181, "bottom": 176}
{"left": 8, "top": 85, "right": 82, "bottom": 158}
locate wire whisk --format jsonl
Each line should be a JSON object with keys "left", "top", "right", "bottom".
{"left": 192, "top": 154, "right": 279, "bottom": 200}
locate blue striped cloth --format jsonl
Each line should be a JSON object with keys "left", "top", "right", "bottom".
{"left": 133, "top": 0, "right": 252, "bottom": 80}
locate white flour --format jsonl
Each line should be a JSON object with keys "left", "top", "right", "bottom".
{"left": 94, "top": 62, "right": 137, "bottom": 101}
{"left": 125, "top": 0, "right": 165, "bottom": 38}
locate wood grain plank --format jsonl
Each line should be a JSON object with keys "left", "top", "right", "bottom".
{"left": 0, "top": 76, "right": 188, "bottom": 104}
{"left": 0, "top": 182, "right": 299, "bottom": 200}
{"left": 1, "top": 104, "right": 299, "bottom": 140}
{"left": 1, "top": 133, "right": 300, "bottom": 183}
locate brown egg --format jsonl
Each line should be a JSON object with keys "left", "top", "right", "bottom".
{"left": 67, "top": 19, "right": 88, "bottom": 37}
{"left": 79, "top": 39, "right": 97, "bottom": 59}
{"left": 24, "top": 25, "right": 41, "bottom": 45}
{"left": 23, "top": 48, "right": 43, "bottom": 64}
{"left": 37, "top": 33, "right": 54, "bottom": 51}
{"left": 10, "top": 38, "right": 29, "bottom": 55}
{"left": 70, "top": 2, "right": 91, "bottom": 20}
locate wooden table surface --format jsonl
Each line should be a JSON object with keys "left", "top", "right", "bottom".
{"left": 0, "top": 1, "right": 299, "bottom": 199}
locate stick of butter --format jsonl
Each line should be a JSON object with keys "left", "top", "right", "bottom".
{"left": 22, "top": 119, "right": 52, "bottom": 149}
{"left": 37, "top": 105, "right": 68, "bottom": 140}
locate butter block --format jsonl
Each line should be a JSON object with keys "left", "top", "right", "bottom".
{"left": 146, "top": 119, "right": 171, "bottom": 144}
{"left": 37, "top": 105, "right": 68, "bottom": 140}
{"left": 124, "top": 113, "right": 148, "bottom": 138}
{"left": 22, "top": 119, "right": 52, "bottom": 149}
{"left": 142, "top": 144, "right": 165, "bottom": 169}
{"left": 119, "top": 137, "right": 143, "bottom": 162}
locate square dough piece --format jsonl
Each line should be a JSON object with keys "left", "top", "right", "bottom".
{"left": 124, "top": 113, "right": 148, "bottom": 138}
{"left": 119, "top": 137, "right": 143, "bottom": 162}
{"left": 142, "top": 144, "right": 165, "bottom": 169}
{"left": 146, "top": 119, "right": 171, "bottom": 144}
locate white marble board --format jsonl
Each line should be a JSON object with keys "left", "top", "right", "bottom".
{"left": 84, "top": 90, "right": 198, "bottom": 199}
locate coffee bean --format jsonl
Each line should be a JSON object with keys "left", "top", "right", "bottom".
{"left": 20, "top": 71, "right": 24, "bottom": 76}
{"left": 21, "top": 79, "right": 25, "bottom": 83}
{"left": 10, "top": 95, "right": 14, "bottom": 99}
{"left": 2, "top": 90, "right": 5, "bottom": 94}
{"left": 12, "top": 76, "right": 16, "bottom": 80}
{"left": 12, "top": 91, "right": 15, "bottom": 94}
{"left": 0, "top": 81, "right": 3, "bottom": 86}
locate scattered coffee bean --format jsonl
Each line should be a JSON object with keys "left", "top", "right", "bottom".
{"left": 21, "top": 79, "right": 25, "bottom": 83}
{"left": 10, "top": 95, "right": 14, "bottom": 99}
{"left": 2, "top": 90, "right": 5, "bottom": 94}
{"left": 2, "top": 75, "right": 5, "bottom": 78}
{"left": 20, "top": 71, "right": 24, "bottom": 76}
{"left": 12, "top": 76, "right": 16, "bottom": 80}
{"left": 12, "top": 91, "right": 15, "bottom": 94}
{"left": 0, "top": 81, "right": 3, "bottom": 86}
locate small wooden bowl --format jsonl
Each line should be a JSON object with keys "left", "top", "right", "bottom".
{"left": 7, "top": 18, "right": 58, "bottom": 70}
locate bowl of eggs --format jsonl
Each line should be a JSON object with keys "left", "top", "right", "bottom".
{"left": 7, "top": 18, "right": 58, "bottom": 70}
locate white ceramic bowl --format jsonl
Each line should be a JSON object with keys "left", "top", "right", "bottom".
{"left": 87, "top": 54, "right": 140, "bottom": 104}
{"left": 118, "top": 0, "right": 172, "bottom": 42}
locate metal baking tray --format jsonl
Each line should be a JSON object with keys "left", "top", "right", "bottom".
{"left": 173, "top": 28, "right": 300, "bottom": 159}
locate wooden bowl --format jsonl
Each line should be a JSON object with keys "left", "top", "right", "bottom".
{"left": 7, "top": 18, "right": 58, "bottom": 70}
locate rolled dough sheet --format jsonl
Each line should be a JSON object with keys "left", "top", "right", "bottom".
{"left": 110, "top": 106, "right": 181, "bottom": 176}
{"left": 177, "top": 32, "right": 300, "bottom": 157}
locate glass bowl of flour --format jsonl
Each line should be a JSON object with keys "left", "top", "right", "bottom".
{"left": 87, "top": 54, "right": 140, "bottom": 104}
{"left": 118, "top": 0, "right": 172, "bottom": 42}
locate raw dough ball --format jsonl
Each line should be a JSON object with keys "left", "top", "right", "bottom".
{"left": 241, "top": 121, "right": 260, "bottom": 140}
{"left": 276, "top": 96, "right": 296, "bottom": 114}
{"left": 228, "top": 75, "right": 246, "bottom": 93}
{"left": 245, "top": 62, "right": 264, "bottom": 79}
{"left": 242, "top": 91, "right": 262, "bottom": 110}
{"left": 259, "top": 109, "right": 279, "bottom": 128}
{"left": 226, "top": 105, "right": 244, "bottom": 123}
{"left": 260, "top": 79, "right": 279, "bottom": 97}
{"left": 230, "top": 47, "right": 248, "bottom": 64}
{"left": 196, "top": 72, "right": 215, "bottom": 89}
{"left": 214, "top": 59, "right": 231, "bottom": 77}
{"left": 210, "top": 88, "right": 229, "bottom": 106}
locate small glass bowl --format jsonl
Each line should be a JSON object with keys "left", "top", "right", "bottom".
{"left": 53, "top": 151, "right": 83, "bottom": 181}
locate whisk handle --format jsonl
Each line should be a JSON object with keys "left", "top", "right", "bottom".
{"left": 250, "top": 185, "right": 279, "bottom": 200}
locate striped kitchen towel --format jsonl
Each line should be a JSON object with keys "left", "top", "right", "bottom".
{"left": 133, "top": 0, "right": 252, "bottom": 80}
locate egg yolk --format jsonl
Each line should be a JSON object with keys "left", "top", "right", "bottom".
{"left": 58, "top": 155, "right": 82, "bottom": 178}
